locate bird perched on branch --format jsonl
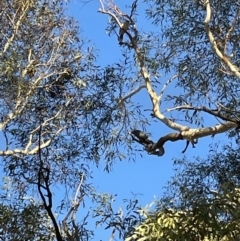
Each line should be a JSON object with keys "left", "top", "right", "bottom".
{"left": 131, "top": 130, "right": 152, "bottom": 145}
{"left": 118, "top": 20, "right": 130, "bottom": 43}
{"left": 129, "top": 130, "right": 165, "bottom": 156}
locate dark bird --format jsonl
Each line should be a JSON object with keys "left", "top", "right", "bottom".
{"left": 130, "top": 130, "right": 153, "bottom": 145}
{"left": 118, "top": 21, "right": 130, "bottom": 43}
{"left": 129, "top": 129, "right": 165, "bottom": 156}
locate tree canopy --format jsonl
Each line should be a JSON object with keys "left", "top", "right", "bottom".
{"left": 0, "top": 0, "right": 240, "bottom": 240}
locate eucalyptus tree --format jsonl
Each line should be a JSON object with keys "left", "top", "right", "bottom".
{"left": 0, "top": 0, "right": 140, "bottom": 240}
{"left": 1, "top": 0, "right": 240, "bottom": 239}
{"left": 98, "top": 0, "right": 240, "bottom": 156}
{"left": 96, "top": 0, "right": 240, "bottom": 240}
{"left": 0, "top": 197, "right": 55, "bottom": 241}
{"left": 126, "top": 146, "right": 240, "bottom": 241}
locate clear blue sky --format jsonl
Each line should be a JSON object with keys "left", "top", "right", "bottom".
{"left": 66, "top": 0, "right": 227, "bottom": 239}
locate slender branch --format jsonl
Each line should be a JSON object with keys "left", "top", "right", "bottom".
{"left": 166, "top": 105, "right": 240, "bottom": 124}
{"left": 0, "top": 2, "right": 31, "bottom": 57}
{"left": 98, "top": 1, "right": 123, "bottom": 28}
{"left": 37, "top": 125, "right": 63, "bottom": 241}
{"left": 109, "top": 228, "right": 116, "bottom": 241}
{"left": 159, "top": 75, "right": 178, "bottom": 105}
{"left": 62, "top": 174, "right": 85, "bottom": 240}
{"left": 108, "top": 206, "right": 123, "bottom": 241}
{"left": 130, "top": 0, "right": 138, "bottom": 18}
{"left": 117, "top": 84, "right": 145, "bottom": 106}
{"left": 0, "top": 126, "right": 64, "bottom": 156}
{"left": 2, "top": 126, "right": 9, "bottom": 151}
{"left": 74, "top": 173, "right": 85, "bottom": 205}
{"left": 204, "top": 0, "right": 240, "bottom": 79}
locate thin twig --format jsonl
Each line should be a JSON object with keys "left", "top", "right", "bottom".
{"left": 159, "top": 74, "right": 178, "bottom": 105}
{"left": 166, "top": 104, "right": 239, "bottom": 123}
{"left": 117, "top": 84, "right": 145, "bottom": 106}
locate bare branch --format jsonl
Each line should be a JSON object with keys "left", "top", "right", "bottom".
{"left": 99, "top": 1, "right": 191, "bottom": 131}
{"left": 0, "top": 96, "right": 73, "bottom": 156}
{"left": 132, "top": 121, "right": 238, "bottom": 155}
{"left": 98, "top": 1, "right": 124, "bottom": 28}
{"left": 181, "top": 121, "right": 238, "bottom": 141}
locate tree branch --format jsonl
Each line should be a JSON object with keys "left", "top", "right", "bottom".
{"left": 37, "top": 125, "right": 63, "bottom": 241}
{"left": 159, "top": 75, "right": 178, "bottom": 106}
{"left": 0, "top": 2, "right": 31, "bottom": 57}
{"left": 117, "top": 84, "right": 145, "bottom": 106}
{"left": 62, "top": 173, "right": 85, "bottom": 240}
{"left": 0, "top": 96, "right": 73, "bottom": 156}
{"left": 204, "top": 0, "right": 240, "bottom": 79}
{"left": 166, "top": 104, "right": 240, "bottom": 124}
{"left": 0, "top": 126, "right": 64, "bottom": 156}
